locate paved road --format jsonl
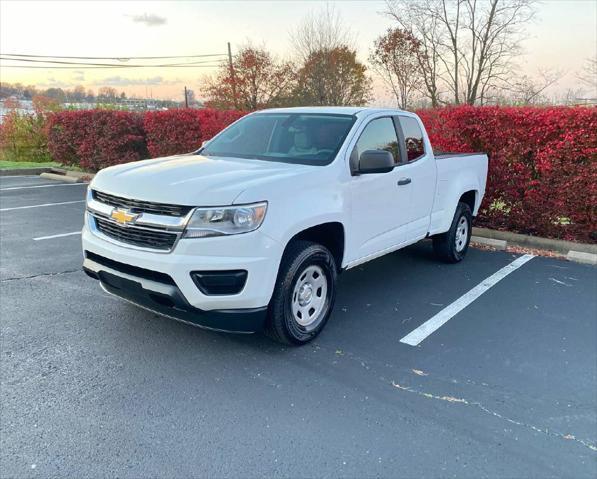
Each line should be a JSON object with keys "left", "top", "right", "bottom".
{"left": 1, "top": 175, "right": 596, "bottom": 478}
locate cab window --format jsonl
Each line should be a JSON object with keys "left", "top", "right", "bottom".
{"left": 355, "top": 117, "right": 401, "bottom": 165}
{"left": 399, "top": 116, "right": 425, "bottom": 162}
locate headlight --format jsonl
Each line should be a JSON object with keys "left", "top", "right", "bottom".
{"left": 182, "top": 202, "right": 267, "bottom": 238}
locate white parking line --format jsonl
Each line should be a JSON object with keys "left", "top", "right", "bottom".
{"left": 33, "top": 231, "right": 82, "bottom": 241}
{"left": 400, "top": 254, "right": 536, "bottom": 346}
{"left": 0, "top": 200, "right": 85, "bottom": 212}
{"left": 0, "top": 183, "right": 87, "bottom": 191}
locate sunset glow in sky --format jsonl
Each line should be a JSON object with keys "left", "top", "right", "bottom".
{"left": 1, "top": 0, "right": 595, "bottom": 103}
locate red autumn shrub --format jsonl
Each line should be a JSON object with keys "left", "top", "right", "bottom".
{"left": 144, "top": 109, "right": 203, "bottom": 158}
{"left": 417, "top": 105, "right": 597, "bottom": 243}
{"left": 47, "top": 108, "right": 247, "bottom": 170}
{"left": 196, "top": 108, "right": 247, "bottom": 141}
{"left": 47, "top": 110, "right": 147, "bottom": 171}
{"left": 142, "top": 108, "right": 246, "bottom": 158}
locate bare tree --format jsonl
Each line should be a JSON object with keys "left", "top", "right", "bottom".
{"left": 291, "top": 4, "right": 353, "bottom": 62}
{"left": 504, "top": 68, "right": 562, "bottom": 104}
{"left": 385, "top": 0, "right": 445, "bottom": 106}
{"left": 577, "top": 58, "right": 597, "bottom": 97}
{"left": 370, "top": 28, "right": 423, "bottom": 109}
{"left": 385, "top": 0, "right": 537, "bottom": 105}
{"left": 290, "top": 4, "right": 371, "bottom": 106}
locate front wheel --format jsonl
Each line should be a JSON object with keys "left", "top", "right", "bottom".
{"left": 432, "top": 202, "right": 473, "bottom": 263}
{"left": 265, "top": 240, "right": 337, "bottom": 345}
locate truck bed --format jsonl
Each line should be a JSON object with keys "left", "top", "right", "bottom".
{"left": 428, "top": 151, "right": 489, "bottom": 235}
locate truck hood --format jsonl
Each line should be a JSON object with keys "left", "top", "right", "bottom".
{"left": 91, "top": 154, "right": 309, "bottom": 206}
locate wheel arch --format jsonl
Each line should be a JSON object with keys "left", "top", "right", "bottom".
{"left": 283, "top": 222, "right": 346, "bottom": 273}
{"left": 459, "top": 190, "right": 478, "bottom": 215}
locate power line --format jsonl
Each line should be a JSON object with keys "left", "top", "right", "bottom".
{"left": 0, "top": 57, "right": 226, "bottom": 69}
{"left": 1, "top": 53, "right": 228, "bottom": 60}
{"left": 0, "top": 64, "right": 225, "bottom": 69}
{"left": 0, "top": 56, "right": 225, "bottom": 67}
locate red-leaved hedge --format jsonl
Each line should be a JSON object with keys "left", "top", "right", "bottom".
{"left": 195, "top": 108, "right": 246, "bottom": 143}
{"left": 144, "top": 109, "right": 203, "bottom": 158}
{"left": 47, "top": 110, "right": 147, "bottom": 171}
{"left": 48, "top": 108, "right": 246, "bottom": 167}
{"left": 417, "top": 106, "right": 596, "bottom": 242}
{"left": 44, "top": 105, "right": 595, "bottom": 242}
{"left": 143, "top": 108, "right": 246, "bottom": 158}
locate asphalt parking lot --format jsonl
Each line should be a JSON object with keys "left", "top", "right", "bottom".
{"left": 1, "top": 174, "right": 596, "bottom": 478}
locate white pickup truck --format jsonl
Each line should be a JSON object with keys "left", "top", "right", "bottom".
{"left": 82, "top": 107, "right": 488, "bottom": 344}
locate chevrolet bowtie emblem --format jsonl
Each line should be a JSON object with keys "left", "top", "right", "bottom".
{"left": 110, "top": 208, "right": 139, "bottom": 225}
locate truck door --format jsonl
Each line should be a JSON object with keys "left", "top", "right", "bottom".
{"left": 348, "top": 116, "right": 412, "bottom": 263}
{"left": 395, "top": 115, "right": 437, "bottom": 241}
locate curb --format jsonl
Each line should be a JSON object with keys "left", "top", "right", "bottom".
{"left": 39, "top": 172, "right": 85, "bottom": 183}
{"left": 472, "top": 227, "right": 597, "bottom": 265}
{"left": 470, "top": 236, "right": 507, "bottom": 250}
{"left": 50, "top": 168, "right": 95, "bottom": 180}
{"left": 0, "top": 167, "right": 54, "bottom": 176}
{"left": 566, "top": 251, "right": 597, "bottom": 266}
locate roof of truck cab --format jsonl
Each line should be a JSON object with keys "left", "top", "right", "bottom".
{"left": 255, "top": 106, "right": 406, "bottom": 117}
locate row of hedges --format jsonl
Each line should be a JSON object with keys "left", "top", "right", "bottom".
{"left": 8, "top": 105, "right": 595, "bottom": 242}
{"left": 417, "top": 106, "right": 596, "bottom": 243}
{"left": 46, "top": 108, "right": 246, "bottom": 171}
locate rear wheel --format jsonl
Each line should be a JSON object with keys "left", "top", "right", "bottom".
{"left": 433, "top": 202, "right": 473, "bottom": 263}
{"left": 265, "top": 240, "right": 337, "bottom": 345}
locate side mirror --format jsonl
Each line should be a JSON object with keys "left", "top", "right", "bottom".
{"left": 358, "top": 150, "right": 394, "bottom": 174}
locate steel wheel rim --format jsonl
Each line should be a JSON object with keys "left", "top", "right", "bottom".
{"left": 455, "top": 216, "right": 469, "bottom": 252}
{"left": 291, "top": 265, "right": 328, "bottom": 327}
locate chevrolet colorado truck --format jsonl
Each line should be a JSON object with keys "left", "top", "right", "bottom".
{"left": 82, "top": 107, "right": 488, "bottom": 345}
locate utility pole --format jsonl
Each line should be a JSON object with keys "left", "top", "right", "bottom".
{"left": 184, "top": 86, "right": 188, "bottom": 108}
{"left": 227, "top": 42, "right": 238, "bottom": 109}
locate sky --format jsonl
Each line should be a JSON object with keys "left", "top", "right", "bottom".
{"left": 1, "top": 0, "right": 595, "bottom": 104}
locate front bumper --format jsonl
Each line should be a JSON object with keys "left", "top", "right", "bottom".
{"left": 83, "top": 254, "right": 267, "bottom": 333}
{"left": 82, "top": 214, "right": 283, "bottom": 332}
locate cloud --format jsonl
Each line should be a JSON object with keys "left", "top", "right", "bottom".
{"left": 37, "top": 77, "right": 71, "bottom": 88}
{"left": 72, "top": 71, "right": 85, "bottom": 82}
{"left": 128, "top": 13, "right": 167, "bottom": 26}
{"left": 92, "top": 76, "right": 179, "bottom": 86}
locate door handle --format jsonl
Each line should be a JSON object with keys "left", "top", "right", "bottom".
{"left": 397, "top": 178, "right": 411, "bottom": 186}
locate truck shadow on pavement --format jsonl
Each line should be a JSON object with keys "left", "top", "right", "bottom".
{"left": 121, "top": 240, "right": 515, "bottom": 356}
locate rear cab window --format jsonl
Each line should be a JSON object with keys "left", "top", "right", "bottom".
{"left": 398, "top": 116, "right": 426, "bottom": 162}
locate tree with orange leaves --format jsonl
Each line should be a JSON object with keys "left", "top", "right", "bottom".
{"left": 294, "top": 46, "right": 371, "bottom": 106}
{"left": 370, "top": 28, "right": 423, "bottom": 109}
{"left": 203, "top": 46, "right": 295, "bottom": 110}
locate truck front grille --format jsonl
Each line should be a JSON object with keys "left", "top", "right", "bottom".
{"left": 92, "top": 190, "right": 193, "bottom": 217}
{"left": 95, "top": 217, "right": 177, "bottom": 251}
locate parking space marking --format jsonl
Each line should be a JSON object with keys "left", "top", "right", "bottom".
{"left": 0, "top": 200, "right": 85, "bottom": 212}
{"left": 0, "top": 183, "right": 88, "bottom": 191}
{"left": 400, "top": 254, "right": 536, "bottom": 346}
{"left": 33, "top": 231, "right": 82, "bottom": 241}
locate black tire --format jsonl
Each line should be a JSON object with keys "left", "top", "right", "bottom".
{"left": 265, "top": 240, "right": 337, "bottom": 345}
{"left": 432, "top": 202, "right": 473, "bottom": 263}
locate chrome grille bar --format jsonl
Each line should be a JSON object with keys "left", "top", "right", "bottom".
{"left": 87, "top": 188, "right": 194, "bottom": 253}
{"left": 92, "top": 190, "right": 193, "bottom": 217}
{"left": 94, "top": 218, "right": 177, "bottom": 251}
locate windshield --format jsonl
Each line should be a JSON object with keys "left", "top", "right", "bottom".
{"left": 200, "top": 113, "right": 357, "bottom": 166}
